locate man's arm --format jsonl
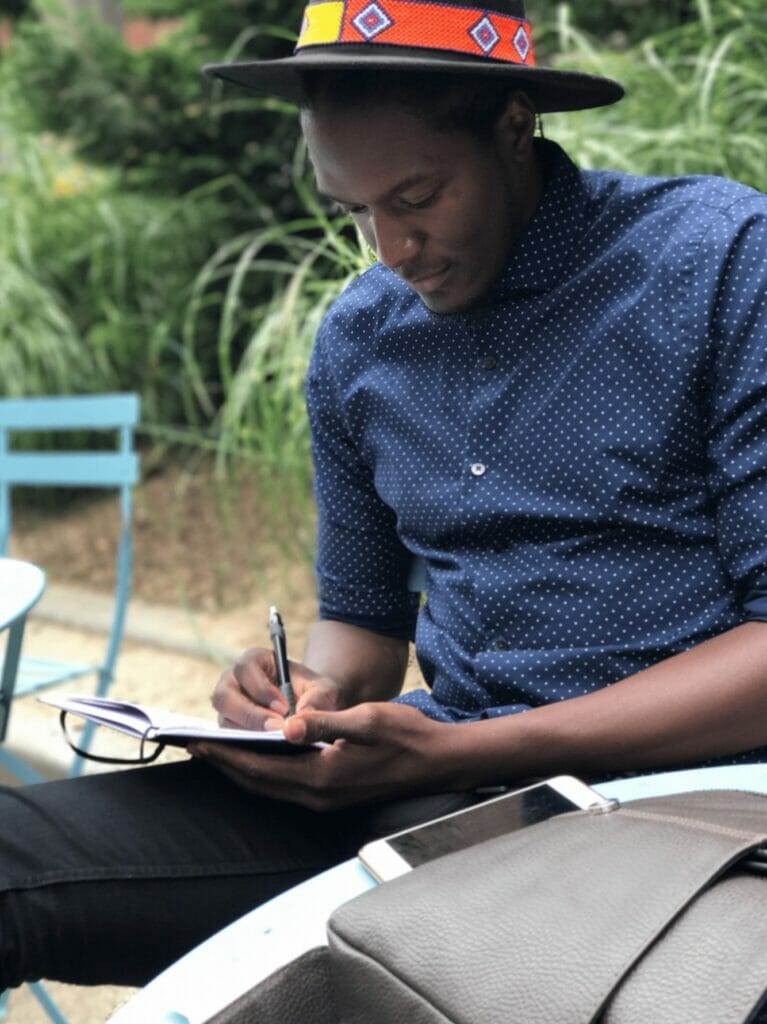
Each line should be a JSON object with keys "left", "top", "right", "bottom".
{"left": 198, "top": 620, "right": 767, "bottom": 812}
{"left": 424, "top": 620, "right": 767, "bottom": 790}
{"left": 303, "top": 619, "right": 410, "bottom": 706}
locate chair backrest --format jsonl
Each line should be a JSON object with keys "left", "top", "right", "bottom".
{"left": 0, "top": 393, "right": 140, "bottom": 688}
{"left": 0, "top": 393, "right": 140, "bottom": 555}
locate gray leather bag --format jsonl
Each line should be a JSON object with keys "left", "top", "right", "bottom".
{"left": 211, "top": 789, "right": 767, "bottom": 1024}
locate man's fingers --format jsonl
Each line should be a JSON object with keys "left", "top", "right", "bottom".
{"left": 284, "top": 706, "right": 378, "bottom": 746}
{"left": 233, "top": 657, "right": 287, "bottom": 711}
{"left": 294, "top": 676, "right": 340, "bottom": 714}
{"left": 212, "top": 653, "right": 288, "bottom": 730}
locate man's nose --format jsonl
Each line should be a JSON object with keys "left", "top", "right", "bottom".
{"left": 370, "top": 211, "right": 421, "bottom": 271}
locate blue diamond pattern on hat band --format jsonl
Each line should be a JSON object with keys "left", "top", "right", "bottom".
{"left": 513, "top": 25, "right": 530, "bottom": 60}
{"left": 469, "top": 15, "right": 500, "bottom": 55}
{"left": 352, "top": 2, "right": 394, "bottom": 40}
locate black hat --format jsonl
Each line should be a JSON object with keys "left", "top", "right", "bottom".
{"left": 203, "top": 0, "right": 624, "bottom": 113}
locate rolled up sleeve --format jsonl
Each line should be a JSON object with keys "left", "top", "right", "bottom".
{"left": 306, "top": 327, "right": 420, "bottom": 639}
{"left": 706, "top": 199, "right": 767, "bottom": 619}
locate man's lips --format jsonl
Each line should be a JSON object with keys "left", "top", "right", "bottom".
{"left": 404, "top": 265, "right": 452, "bottom": 293}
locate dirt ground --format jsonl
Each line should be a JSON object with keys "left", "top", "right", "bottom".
{"left": 12, "top": 461, "right": 318, "bottom": 613}
{"left": 4, "top": 467, "right": 424, "bottom": 1024}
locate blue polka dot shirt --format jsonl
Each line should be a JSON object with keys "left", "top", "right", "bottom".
{"left": 305, "top": 139, "right": 767, "bottom": 762}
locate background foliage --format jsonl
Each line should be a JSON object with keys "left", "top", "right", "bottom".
{"left": 1, "top": 0, "right": 764, "bottom": 548}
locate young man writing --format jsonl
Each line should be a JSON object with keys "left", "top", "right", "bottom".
{"left": 0, "top": 0, "right": 765, "bottom": 991}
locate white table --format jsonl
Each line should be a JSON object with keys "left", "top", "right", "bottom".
{"left": 109, "top": 762, "right": 767, "bottom": 1024}
{"left": 0, "top": 557, "right": 46, "bottom": 739}
{"left": 0, "top": 557, "right": 46, "bottom": 631}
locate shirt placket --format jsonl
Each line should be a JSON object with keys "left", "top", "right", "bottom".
{"left": 458, "top": 313, "right": 515, "bottom": 661}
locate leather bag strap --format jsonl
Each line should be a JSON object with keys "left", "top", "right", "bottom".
{"left": 328, "top": 789, "right": 767, "bottom": 1024}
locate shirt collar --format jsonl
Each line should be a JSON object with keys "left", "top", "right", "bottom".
{"left": 481, "top": 139, "right": 591, "bottom": 305}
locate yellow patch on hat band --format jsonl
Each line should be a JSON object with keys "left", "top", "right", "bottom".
{"left": 297, "top": 2, "right": 345, "bottom": 48}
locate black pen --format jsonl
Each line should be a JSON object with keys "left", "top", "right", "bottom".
{"left": 268, "top": 606, "right": 296, "bottom": 716}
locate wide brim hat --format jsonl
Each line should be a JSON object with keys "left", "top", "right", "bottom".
{"left": 203, "top": 0, "right": 624, "bottom": 113}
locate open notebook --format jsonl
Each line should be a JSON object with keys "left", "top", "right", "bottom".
{"left": 40, "top": 693, "right": 321, "bottom": 758}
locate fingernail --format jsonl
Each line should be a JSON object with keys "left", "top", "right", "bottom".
{"left": 269, "top": 699, "right": 288, "bottom": 713}
{"left": 287, "top": 718, "right": 307, "bottom": 743}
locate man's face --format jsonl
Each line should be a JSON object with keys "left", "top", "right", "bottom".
{"left": 302, "top": 101, "right": 538, "bottom": 314}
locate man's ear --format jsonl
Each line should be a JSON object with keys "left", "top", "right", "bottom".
{"left": 495, "top": 91, "right": 537, "bottom": 162}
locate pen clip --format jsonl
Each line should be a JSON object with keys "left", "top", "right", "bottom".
{"left": 269, "top": 605, "right": 296, "bottom": 715}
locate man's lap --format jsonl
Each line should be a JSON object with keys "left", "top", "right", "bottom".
{"left": 0, "top": 758, "right": 479, "bottom": 987}
{"left": 0, "top": 760, "right": 366, "bottom": 987}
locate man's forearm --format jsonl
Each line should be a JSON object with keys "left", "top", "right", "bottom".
{"left": 303, "top": 618, "right": 409, "bottom": 707}
{"left": 445, "top": 621, "right": 767, "bottom": 790}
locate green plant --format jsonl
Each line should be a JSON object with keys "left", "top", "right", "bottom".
{"left": 3, "top": 1, "right": 305, "bottom": 220}
{"left": 540, "top": 0, "right": 767, "bottom": 190}
{"left": 0, "top": 98, "right": 240, "bottom": 425}
{"left": 530, "top": 0, "right": 696, "bottom": 50}
{"left": 178, "top": 143, "right": 371, "bottom": 549}
{"left": 0, "top": 117, "right": 100, "bottom": 396}
{"left": 3, "top": 0, "right": 765, "bottom": 555}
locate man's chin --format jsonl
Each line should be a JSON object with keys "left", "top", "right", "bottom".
{"left": 419, "top": 287, "right": 481, "bottom": 316}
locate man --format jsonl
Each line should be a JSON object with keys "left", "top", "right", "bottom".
{"left": 1, "top": 0, "right": 766, "bottom": 992}
{"left": 197, "top": 0, "right": 767, "bottom": 800}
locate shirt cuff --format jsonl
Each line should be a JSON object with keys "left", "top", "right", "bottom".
{"left": 318, "top": 609, "right": 417, "bottom": 641}
{"left": 742, "top": 587, "right": 767, "bottom": 620}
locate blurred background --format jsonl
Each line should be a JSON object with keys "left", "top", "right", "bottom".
{"left": 0, "top": 0, "right": 765, "bottom": 1019}
{"left": 1, "top": 0, "right": 765, "bottom": 615}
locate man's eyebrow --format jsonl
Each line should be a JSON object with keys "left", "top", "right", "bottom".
{"left": 316, "top": 188, "right": 345, "bottom": 205}
{"left": 317, "top": 173, "right": 437, "bottom": 207}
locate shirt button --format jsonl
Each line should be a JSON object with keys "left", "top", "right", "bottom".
{"left": 493, "top": 640, "right": 509, "bottom": 652}
{"left": 482, "top": 355, "right": 497, "bottom": 370}
{"left": 470, "top": 462, "right": 486, "bottom": 477}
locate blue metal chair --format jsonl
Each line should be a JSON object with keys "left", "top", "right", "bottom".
{"left": 0, "top": 557, "right": 72, "bottom": 1024}
{"left": 0, "top": 393, "right": 140, "bottom": 782}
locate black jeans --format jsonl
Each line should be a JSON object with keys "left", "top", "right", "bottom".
{"left": 0, "top": 760, "right": 475, "bottom": 989}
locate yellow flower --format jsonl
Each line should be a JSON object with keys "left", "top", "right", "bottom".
{"left": 51, "top": 162, "right": 103, "bottom": 199}
{"left": 51, "top": 174, "right": 81, "bottom": 198}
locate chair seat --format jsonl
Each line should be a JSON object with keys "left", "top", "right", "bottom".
{"left": 6, "top": 656, "right": 100, "bottom": 698}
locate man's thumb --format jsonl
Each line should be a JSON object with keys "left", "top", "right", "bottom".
{"left": 284, "top": 707, "right": 374, "bottom": 746}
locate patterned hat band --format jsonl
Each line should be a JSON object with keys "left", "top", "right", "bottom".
{"left": 296, "top": 0, "right": 536, "bottom": 67}
{"left": 203, "top": 0, "right": 623, "bottom": 114}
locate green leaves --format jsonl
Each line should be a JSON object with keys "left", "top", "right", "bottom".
{"left": 543, "top": 0, "right": 767, "bottom": 191}
{"left": 1, "top": 0, "right": 764, "bottom": 549}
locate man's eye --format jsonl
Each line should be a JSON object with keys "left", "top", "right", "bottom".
{"left": 402, "top": 193, "right": 437, "bottom": 210}
{"left": 335, "top": 203, "right": 368, "bottom": 216}
{"left": 326, "top": 200, "right": 365, "bottom": 216}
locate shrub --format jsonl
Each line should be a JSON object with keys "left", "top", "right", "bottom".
{"left": 541, "top": 0, "right": 767, "bottom": 190}
{"left": 2, "top": 0, "right": 306, "bottom": 223}
{"left": 0, "top": 99, "right": 236, "bottom": 425}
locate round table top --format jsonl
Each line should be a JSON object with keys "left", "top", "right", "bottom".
{"left": 110, "top": 762, "right": 767, "bottom": 1024}
{"left": 0, "top": 557, "right": 46, "bottom": 630}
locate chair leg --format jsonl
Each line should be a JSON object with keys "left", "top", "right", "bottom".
{"left": 0, "top": 747, "right": 44, "bottom": 785}
{"left": 67, "top": 668, "right": 113, "bottom": 778}
{"left": 67, "top": 717, "right": 97, "bottom": 778}
{"left": 28, "top": 982, "right": 70, "bottom": 1024}
{"left": 67, "top": 663, "right": 115, "bottom": 774}
{"left": 0, "top": 984, "right": 70, "bottom": 1024}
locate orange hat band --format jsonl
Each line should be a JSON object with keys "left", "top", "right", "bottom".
{"left": 296, "top": 1, "right": 536, "bottom": 67}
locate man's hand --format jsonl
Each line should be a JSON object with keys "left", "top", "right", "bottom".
{"left": 189, "top": 702, "right": 456, "bottom": 811}
{"left": 211, "top": 647, "right": 341, "bottom": 733}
